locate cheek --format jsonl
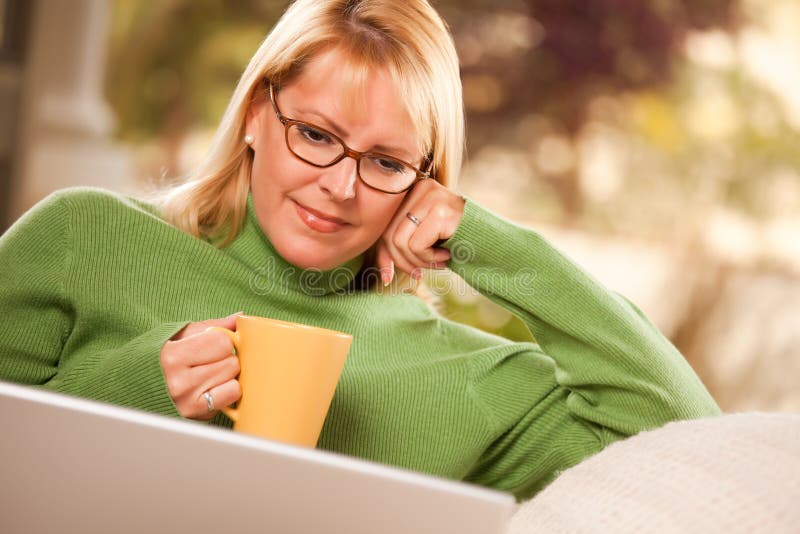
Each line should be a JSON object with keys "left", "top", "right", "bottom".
{"left": 251, "top": 145, "right": 310, "bottom": 194}
{"left": 357, "top": 192, "right": 405, "bottom": 235}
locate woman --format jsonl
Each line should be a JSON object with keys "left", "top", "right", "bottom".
{"left": 0, "top": 0, "right": 719, "bottom": 500}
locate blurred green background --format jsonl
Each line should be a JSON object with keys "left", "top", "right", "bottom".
{"left": 102, "top": 0, "right": 799, "bottom": 412}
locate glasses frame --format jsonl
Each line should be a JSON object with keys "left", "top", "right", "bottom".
{"left": 267, "top": 81, "right": 432, "bottom": 194}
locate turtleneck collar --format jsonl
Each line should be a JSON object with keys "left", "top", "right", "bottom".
{"left": 224, "top": 193, "right": 365, "bottom": 297}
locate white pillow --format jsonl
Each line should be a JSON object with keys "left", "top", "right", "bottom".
{"left": 508, "top": 413, "right": 800, "bottom": 533}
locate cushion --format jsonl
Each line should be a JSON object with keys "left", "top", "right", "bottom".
{"left": 508, "top": 413, "right": 800, "bottom": 533}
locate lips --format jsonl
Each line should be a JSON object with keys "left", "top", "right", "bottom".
{"left": 292, "top": 199, "right": 350, "bottom": 233}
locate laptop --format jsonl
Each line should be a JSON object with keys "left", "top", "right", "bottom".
{"left": 0, "top": 381, "right": 515, "bottom": 534}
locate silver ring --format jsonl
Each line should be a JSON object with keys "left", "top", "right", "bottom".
{"left": 406, "top": 212, "right": 422, "bottom": 226}
{"left": 203, "top": 391, "right": 215, "bottom": 413}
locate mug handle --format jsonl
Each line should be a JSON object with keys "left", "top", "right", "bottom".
{"left": 209, "top": 326, "right": 240, "bottom": 423}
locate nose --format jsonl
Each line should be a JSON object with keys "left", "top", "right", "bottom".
{"left": 318, "top": 156, "right": 358, "bottom": 201}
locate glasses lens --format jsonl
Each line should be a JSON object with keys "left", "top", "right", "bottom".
{"left": 287, "top": 123, "right": 343, "bottom": 166}
{"left": 359, "top": 154, "right": 417, "bottom": 193}
{"left": 286, "top": 122, "right": 418, "bottom": 193}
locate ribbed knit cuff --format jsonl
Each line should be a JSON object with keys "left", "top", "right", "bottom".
{"left": 57, "top": 321, "right": 189, "bottom": 417}
{"left": 444, "top": 197, "right": 514, "bottom": 265}
{"left": 443, "top": 197, "right": 552, "bottom": 300}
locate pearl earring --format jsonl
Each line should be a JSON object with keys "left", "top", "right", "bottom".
{"left": 244, "top": 134, "right": 254, "bottom": 145}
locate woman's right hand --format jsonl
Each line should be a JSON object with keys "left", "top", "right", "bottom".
{"left": 160, "top": 313, "right": 242, "bottom": 420}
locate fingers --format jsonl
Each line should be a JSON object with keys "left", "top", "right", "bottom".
{"left": 172, "top": 312, "right": 241, "bottom": 341}
{"left": 180, "top": 357, "right": 241, "bottom": 421}
{"left": 162, "top": 353, "right": 241, "bottom": 420}
{"left": 379, "top": 183, "right": 461, "bottom": 281}
{"left": 375, "top": 242, "right": 395, "bottom": 286}
{"left": 161, "top": 329, "right": 234, "bottom": 378}
{"left": 181, "top": 328, "right": 236, "bottom": 366}
{"left": 192, "top": 355, "right": 240, "bottom": 391}
{"left": 161, "top": 313, "right": 243, "bottom": 420}
{"left": 408, "top": 212, "right": 452, "bottom": 264}
{"left": 382, "top": 224, "right": 448, "bottom": 281}
{"left": 388, "top": 213, "right": 429, "bottom": 275}
{"left": 194, "top": 378, "right": 242, "bottom": 421}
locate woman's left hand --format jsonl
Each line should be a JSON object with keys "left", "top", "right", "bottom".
{"left": 376, "top": 178, "right": 465, "bottom": 285}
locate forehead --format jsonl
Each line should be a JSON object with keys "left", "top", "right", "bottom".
{"left": 283, "top": 48, "right": 419, "bottom": 140}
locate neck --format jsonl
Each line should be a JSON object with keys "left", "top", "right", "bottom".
{"left": 223, "top": 193, "right": 366, "bottom": 297}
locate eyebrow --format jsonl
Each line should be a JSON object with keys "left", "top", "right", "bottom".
{"left": 293, "top": 107, "right": 415, "bottom": 161}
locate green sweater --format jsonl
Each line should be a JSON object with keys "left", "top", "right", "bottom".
{"left": 0, "top": 187, "right": 719, "bottom": 500}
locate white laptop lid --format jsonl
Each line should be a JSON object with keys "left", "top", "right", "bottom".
{"left": 0, "top": 381, "right": 515, "bottom": 534}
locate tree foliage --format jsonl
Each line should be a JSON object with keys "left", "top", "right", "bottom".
{"left": 440, "top": 0, "right": 740, "bottom": 133}
{"left": 108, "top": 0, "right": 740, "bottom": 142}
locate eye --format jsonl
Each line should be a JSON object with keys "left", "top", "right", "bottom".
{"left": 297, "top": 125, "right": 334, "bottom": 145}
{"left": 372, "top": 156, "right": 406, "bottom": 174}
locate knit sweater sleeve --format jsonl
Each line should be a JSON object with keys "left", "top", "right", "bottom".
{"left": 443, "top": 199, "right": 720, "bottom": 441}
{"left": 0, "top": 191, "right": 184, "bottom": 416}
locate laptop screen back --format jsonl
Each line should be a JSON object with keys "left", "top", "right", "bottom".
{"left": 0, "top": 382, "right": 514, "bottom": 534}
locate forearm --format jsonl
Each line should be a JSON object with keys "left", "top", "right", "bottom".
{"left": 0, "top": 190, "right": 185, "bottom": 417}
{"left": 45, "top": 322, "right": 187, "bottom": 416}
{"left": 444, "top": 199, "right": 720, "bottom": 436}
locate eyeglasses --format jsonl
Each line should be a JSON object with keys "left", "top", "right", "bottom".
{"left": 267, "top": 82, "right": 431, "bottom": 194}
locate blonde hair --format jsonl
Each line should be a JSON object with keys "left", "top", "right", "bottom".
{"left": 160, "top": 0, "right": 464, "bottom": 290}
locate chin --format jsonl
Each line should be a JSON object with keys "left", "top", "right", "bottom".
{"left": 274, "top": 239, "right": 343, "bottom": 271}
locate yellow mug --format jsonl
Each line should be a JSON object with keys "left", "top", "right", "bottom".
{"left": 213, "top": 315, "right": 352, "bottom": 447}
